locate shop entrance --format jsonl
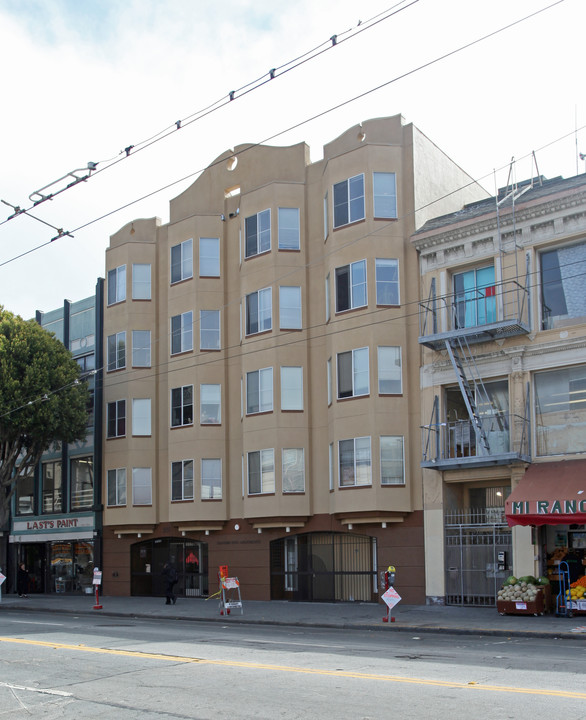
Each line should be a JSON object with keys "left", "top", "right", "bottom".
{"left": 131, "top": 538, "right": 208, "bottom": 597}
{"left": 18, "top": 543, "right": 46, "bottom": 594}
{"left": 270, "top": 532, "right": 377, "bottom": 602}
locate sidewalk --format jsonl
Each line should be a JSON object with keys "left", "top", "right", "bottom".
{"left": 1, "top": 593, "right": 585, "bottom": 640}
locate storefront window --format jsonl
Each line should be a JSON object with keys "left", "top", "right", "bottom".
{"left": 71, "top": 457, "right": 94, "bottom": 509}
{"left": 42, "top": 461, "right": 62, "bottom": 513}
{"left": 534, "top": 365, "right": 586, "bottom": 456}
{"left": 51, "top": 541, "right": 94, "bottom": 593}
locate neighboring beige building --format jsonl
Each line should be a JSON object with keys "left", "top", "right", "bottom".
{"left": 101, "top": 115, "right": 487, "bottom": 602}
{"left": 413, "top": 173, "right": 586, "bottom": 606}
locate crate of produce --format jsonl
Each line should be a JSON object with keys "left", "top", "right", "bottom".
{"left": 497, "top": 593, "right": 545, "bottom": 616}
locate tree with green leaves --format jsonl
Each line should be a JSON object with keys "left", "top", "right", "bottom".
{"left": 0, "top": 307, "right": 90, "bottom": 529}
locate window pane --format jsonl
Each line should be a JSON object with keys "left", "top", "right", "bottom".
{"left": 376, "top": 259, "right": 399, "bottom": 305}
{"left": 259, "top": 288, "right": 272, "bottom": 331}
{"left": 171, "top": 462, "right": 183, "bottom": 501}
{"left": 541, "top": 242, "right": 586, "bottom": 329}
{"left": 132, "top": 467, "right": 152, "bottom": 504}
{"left": 378, "top": 346, "right": 401, "bottom": 394}
{"left": 183, "top": 460, "right": 194, "bottom": 499}
{"left": 335, "top": 265, "right": 350, "bottom": 312}
{"left": 200, "top": 237, "right": 220, "bottom": 277}
{"left": 248, "top": 451, "right": 261, "bottom": 494}
{"left": 535, "top": 364, "right": 586, "bottom": 455}
{"left": 245, "top": 215, "right": 258, "bottom": 257}
{"left": 282, "top": 448, "right": 305, "bottom": 492}
{"left": 247, "top": 371, "right": 260, "bottom": 414}
{"left": 278, "top": 208, "right": 300, "bottom": 250}
{"left": 373, "top": 172, "right": 397, "bottom": 218}
{"left": 132, "top": 398, "right": 151, "bottom": 436}
{"left": 258, "top": 209, "right": 271, "bottom": 253}
{"left": 201, "top": 384, "right": 221, "bottom": 424}
{"left": 339, "top": 439, "right": 355, "bottom": 486}
{"left": 281, "top": 366, "right": 303, "bottom": 410}
{"left": 337, "top": 351, "right": 352, "bottom": 398}
{"left": 353, "top": 347, "right": 369, "bottom": 396}
{"left": 132, "top": 330, "right": 151, "bottom": 367}
{"left": 246, "top": 293, "right": 258, "bottom": 335}
{"left": 201, "top": 458, "right": 222, "bottom": 499}
{"left": 355, "top": 437, "right": 371, "bottom": 486}
{"left": 132, "top": 263, "right": 151, "bottom": 300}
{"left": 200, "top": 310, "right": 220, "bottom": 350}
{"left": 333, "top": 180, "right": 349, "bottom": 228}
{"left": 279, "top": 286, "right": 301, "bottom": 329}
{"left": 71, "top": 457, "right": 93, "bottom": 509}
{"left": 259, "top": 368, "right": 273, "bottom": 412}
{"left": 351, "top": 260, "right": 367, "bottom": 308}
{"left": 261, "top": 449, "right": 275, "bottom": 493}
{"left": 348, "top": 174, "right": 365, "bottom": 223}
{"left": 381, "top": 436, "right": 404, "bottom": 485}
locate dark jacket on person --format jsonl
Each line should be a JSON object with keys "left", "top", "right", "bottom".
{"left": 17, "top": 566, "right": 29, "bottom": 596}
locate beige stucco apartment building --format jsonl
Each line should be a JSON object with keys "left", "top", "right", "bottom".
{"left": 413, "top": 173, "right": 586, "bottom": 606}
{"left": 101, "top": 115, "right": 487, "bottom": 602}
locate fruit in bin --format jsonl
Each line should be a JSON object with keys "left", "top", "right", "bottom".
{"left": 498, "top": 581, "right": 541, "bottom": 603}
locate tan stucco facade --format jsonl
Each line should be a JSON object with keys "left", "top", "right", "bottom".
{"left": 101, "top": 115, "right": 488, "bottom": 602}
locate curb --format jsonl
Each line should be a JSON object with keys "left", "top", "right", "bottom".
{"left": 1, "top": 603, "right": 584, "bottom": 641}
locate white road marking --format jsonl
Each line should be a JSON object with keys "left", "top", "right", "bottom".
{"left": 0, "top": 682, "right": 72, "bottom": 697}
{"left": 10, "top": 621, "right": 64, "bottom": 627}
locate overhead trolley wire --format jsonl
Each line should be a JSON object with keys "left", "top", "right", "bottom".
{"left": 0, "top": 0, "right": 418, "bottom": 231}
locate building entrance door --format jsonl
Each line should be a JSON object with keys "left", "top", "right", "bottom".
{"left": 445, "top": 519, "right": 512, "bottom": 606}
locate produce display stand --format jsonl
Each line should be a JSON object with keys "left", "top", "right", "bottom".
{"left": 497, "top": 591, "right": 545, "bottom": 616}
{"left": 497, "top": 584, "right": 551, "bottom": 616}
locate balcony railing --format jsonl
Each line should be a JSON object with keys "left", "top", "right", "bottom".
{"left": 419, "top": 278, "right": 530, "bottom": 350}
{"left": 421, "top": 413, "right": 530, "bottom": 470}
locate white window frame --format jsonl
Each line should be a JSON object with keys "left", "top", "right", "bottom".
{"left": 171, "top": 385, "right": 193, "bottom": 428}
{"left": 282, "top": 448, "right": 305, "bottom": 493}
{"left": 329, "top": 443, "right": 334, "bottom": 491}
{"left": 323, "top": 192, "right": 328, "bottom": 240}
{"left": 170, "top": 238, "right": 193, "bottom": 284}
{"left": 107, "top": 468, "right": 126, "bottom": 506}
{"left": 201, "top": 458, "right": 222, "bottom": 499}
{"left": 171, "top": 459, "right": 194, "bottom": 501}
{"left": 280, "top": 366, "right": 303, "bottom": 411}
{"left": 278, "top": 207, "right": 300, "bottom": 250}
{"left": 107, "top": 331, "right": 126, "bottom": 371}
{"left": 132, "top": 330, "right": 151, "bottom": 367}
{"left": 380, "top": 436, "right": 405, "bottom": 485}
{"left": 199, "top": 237, "right": 220, "bottom": 277}
{"left": 107, "top": 265, "right": 126, "bottom": 305}
{"left": 200, "top": 383, "right": 221, "bottom": 424}
{"left": 377, "top": 346, "right": 402, "bottom": 394}
{"left": 200, "top": 309, "right": 221, "bottom": 350}
{"left": 279, "top": 286, "right": 302, "bottom": 330}
{"left": 245, "top": 209, "right": 271, "bottom": 258}
{"left": 335, "top": 259, "right": 367, "bottom": 312}
{"left": 132, "top": 398, "right": 151, "bottom": 436}
{"left": 327, "top": 358, "right": 332, "bottom": 406}
{"left": 333, "top": 173, "right": 365, "bottom": 229}
{"left": 245, "top": 288, "right": 272, "bottom": 335}
{"left": 247, "top": 449, "right": 275, "bottom": 495}
{"left": 337, "top": 347, "right": 369, "bottom": 399}
{"left": 171, "top": 311, "right": 193, "bottom": 355}
{"left": 373, "top": 172, "right": 397, "bottom": 219}
{"left": 375, "top": 258, "right": 400, "bottom": 306}
{"left": 338, "top": 437, "right": 372, "bottom": 487}
{"left": 132, "top": 263, "right": 151, "bottom": 300}
{"left": 246, "top": 367, "right": 273, "bottom": 414}
{"left": 132, "top": 467, "right": 152, "bottom": 505}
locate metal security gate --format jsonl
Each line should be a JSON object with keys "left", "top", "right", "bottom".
{"left": 445, "top": 511, "right": 512, "bottom": 606}
{"left": 270, "top": 532, "right": 377, "bottom": 602}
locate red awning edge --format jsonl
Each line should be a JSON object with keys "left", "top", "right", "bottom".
{"left": 505, "top": 460, "right": 586, "bottom": 527}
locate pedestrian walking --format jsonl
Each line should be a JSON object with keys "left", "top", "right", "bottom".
{"left": 162, "top": 561, "right": 178, "bottom": 605}
{"left": 17, "top": 562, "right": 30, "bottom": 598}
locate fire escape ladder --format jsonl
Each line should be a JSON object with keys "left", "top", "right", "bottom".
{"left": 445, "top": 337, "right": 491, "bottom": 455}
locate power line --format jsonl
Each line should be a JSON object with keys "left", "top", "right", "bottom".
{"left": 0, "top": 1, "right": 418, "bottom": 230}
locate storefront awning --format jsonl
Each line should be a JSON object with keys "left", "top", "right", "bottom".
{"left": 505, "top": 460, "right": 586, "bottom": 527}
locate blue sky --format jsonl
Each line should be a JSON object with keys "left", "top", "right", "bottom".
{"left": 0, "top": 0, "right": 584, "bottom": 317}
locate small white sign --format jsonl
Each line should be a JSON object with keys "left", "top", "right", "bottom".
{"left": 92, "top": 570, "right": 103, "bottom": 586}
{"left": 382, "top": 586, "right": 401, "bottom": 610}
{"left": 515, "top": 602, "right": 527, "bottom": 610}
{"left": 0, "top": 573, "right": 6, "bottom": 586}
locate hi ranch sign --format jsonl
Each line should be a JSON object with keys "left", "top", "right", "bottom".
{"left": 505, "top": 460, "right": 586, "bottom": 527}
